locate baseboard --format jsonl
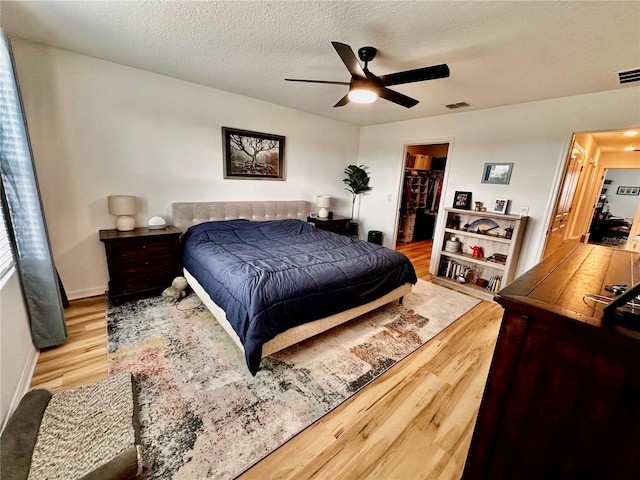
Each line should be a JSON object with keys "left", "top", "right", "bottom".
{"left": 1, "top": 347, "right": 38, "bottom": 432}
{"left": 67, "top": 285, "right": 107, "bottom": 301}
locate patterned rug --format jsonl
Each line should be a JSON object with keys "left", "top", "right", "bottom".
{"left": 107, "top": 279, "right": 479, "bottom": 479}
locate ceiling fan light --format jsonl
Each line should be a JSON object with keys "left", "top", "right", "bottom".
{"left": 348, "top": 88, "right": 377, "bottom": 104}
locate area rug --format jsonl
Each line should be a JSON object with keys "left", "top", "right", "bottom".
{"left": 107, "top": 279, "right": 479, "bottom": 479}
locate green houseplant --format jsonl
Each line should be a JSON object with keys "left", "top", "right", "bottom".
{"left": 343, "top": 164, "right": 372, "bottom": 223}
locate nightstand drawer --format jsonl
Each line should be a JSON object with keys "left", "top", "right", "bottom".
{"left": 118, "top": 254, "right": 174, "bottom": 275}
{"left": 120, "top": 270, "right": 175, "bottom": 292}
{"left": 113, "top": 238, "right": 174, "bottom": 258}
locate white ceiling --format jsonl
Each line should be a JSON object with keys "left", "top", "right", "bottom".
{"left": 2, "top": 1, "right": 639, "bottom": 142}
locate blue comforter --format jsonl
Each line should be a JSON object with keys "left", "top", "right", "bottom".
{"left": 181, "top": 219, "right": 417, "bottom": 374}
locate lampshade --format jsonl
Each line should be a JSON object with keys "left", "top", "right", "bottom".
{"left": 107, "top": 195, "right": 137, "bottom": 231}
{"left": 316, "top": 196, "right": 331, "bottom": 208}
{"left": 108, "top": 195, "right": 136, "bottom": 215}
{"left": 316, "top": 195, "right": 331, "bottom": 218}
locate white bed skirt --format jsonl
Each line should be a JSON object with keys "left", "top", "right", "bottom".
{"left": 184, "top": 268, "right": 412, "bottom": 358}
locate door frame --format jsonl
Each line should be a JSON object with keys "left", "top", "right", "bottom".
{"left": 392, "top": 137, "right": 454, "bottom": 272}
{"left": 542, "top": 130, "right": 640, "bottom": 256}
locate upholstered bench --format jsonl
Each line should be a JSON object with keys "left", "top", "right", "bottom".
{"left": 1, "top": 372, "right": 142, "bottom": 480}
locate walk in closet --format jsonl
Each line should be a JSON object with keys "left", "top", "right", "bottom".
{"left": 397, "top": 144, "right": 448, "bottom": 245}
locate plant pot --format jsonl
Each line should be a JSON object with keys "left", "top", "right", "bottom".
{"left": 348, "top": 222, "right": 359, "bottom": 239}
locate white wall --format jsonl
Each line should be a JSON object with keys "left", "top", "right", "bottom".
{"left": 8, "top": 37, "right": 640, "bottom": 293}
{"left": 604, "top": 169, "right": 640, "bottom": 220}
{"left": 10, "top": 38, "right": 360, "bottom": 298}
{"left": 0, "top": 269, "right": 37, "bottom": 429}
{"left": 357, "top": 87, "right": 640, "bottom": 277}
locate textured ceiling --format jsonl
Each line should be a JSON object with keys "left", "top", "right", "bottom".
{"left": 2, "top": 0, "right": 639, "bottom": 135}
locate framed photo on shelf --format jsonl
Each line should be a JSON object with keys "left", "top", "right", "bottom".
{"left": 481, "top": 163, "right": 513, "bottom": 185}
{"left": 453, "top": 191, "right": 472, "bottom": 210}
{"left": 616, "top": 186, "right": 639, "bottom": 195}
{"left": 222, "top": 127, "right": 286, "bottom": 180}
{"left": 492, "top": 198, "right": 509, "bottom": 214}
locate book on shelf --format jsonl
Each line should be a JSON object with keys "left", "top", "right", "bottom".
{"left": 486, "top": 275, "right": 503, "bottom": 292}
{"left": 440, "top": 259, "right": 474, "bottom": 283}
{"left": 486, "top": 253, "right": 508, "bottom": 264}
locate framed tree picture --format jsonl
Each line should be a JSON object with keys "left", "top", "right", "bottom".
{"left": 222, "top": 127, "right": 286, "bottom": 180}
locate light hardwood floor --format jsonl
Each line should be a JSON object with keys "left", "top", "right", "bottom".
{"left": 30, "top": 240, "right": 504, "bottom": 479}
{"left": 239, "top": 301, "right": 502, "bottom": 480}
{"left": 396, "top": 239, "right": 433, "bottom": 278}
{"left": 30, "top": 295, "right": 109, "bottom": 392}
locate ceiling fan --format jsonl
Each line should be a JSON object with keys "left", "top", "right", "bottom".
{"left": 285, "top": 41, "right": 450, "bottom": 108}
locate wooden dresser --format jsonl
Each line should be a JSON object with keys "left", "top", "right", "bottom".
{"left": 462, "top": 242, "right": 640, "bottom": 480}
{"left": 100, "top": 226, "right": 182, "bottom": 304}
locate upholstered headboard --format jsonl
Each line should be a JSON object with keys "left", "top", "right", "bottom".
{"left": 172, "top": 201, "right": 311, "bottom": 231}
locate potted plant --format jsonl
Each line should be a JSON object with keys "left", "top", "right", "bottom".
{"left": 343, "top": 165, "right": 372, "bottom": 237}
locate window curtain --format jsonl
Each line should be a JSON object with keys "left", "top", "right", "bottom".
{"left": 0, "top": 31, "right": 67, "bottom": 348}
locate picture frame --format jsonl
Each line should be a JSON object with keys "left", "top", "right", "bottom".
{"left": 222, "top": 127, "right": 285, "bottom": 180}
{"left": 616, "top": 186, "right": 639, "bottom": 195}
{"left": 453, "top": 191, "right": 472, "bottom": 210}
{"left": 492, "top": 198, "right": 509, "bottom": 214}
{"left": 481, "top": 162, "right": 513, "bottom": 185}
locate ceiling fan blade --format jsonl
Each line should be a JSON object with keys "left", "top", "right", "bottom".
{"left": 379, "top": 64, "right": 450, "bottom": 86}
{"left": 331, "top": 41, "right": 366, "bottom": 78}
{"left": 285, "top": 78, "right": 350, "bottom": 85}
{"left": 377, "top": 87, "right": 419, "bottom": 108}
{"left": 334, "top": 94, "right": 350, "bottom": 107}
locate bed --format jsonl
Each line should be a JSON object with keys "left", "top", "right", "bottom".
{"left": 172, "top": 201, "right": 417, "bottom": 374}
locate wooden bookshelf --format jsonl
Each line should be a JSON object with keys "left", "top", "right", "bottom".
{"left": 432, "top": 208, "right": 528, "bottom": 301}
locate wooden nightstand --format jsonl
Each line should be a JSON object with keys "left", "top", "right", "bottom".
{"left": 307, "top": 215, "right": 352, "bottom": 236}
{"left": 99, "top": 226, "right": 182, "bottom": 304}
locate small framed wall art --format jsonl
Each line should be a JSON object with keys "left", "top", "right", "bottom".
{"left": 616, "top": 186, "right": 639, "bottom": 195}
{"left": 492, "top": 198, "right": 509, "bottom": 214}
{"left": 481, "top": 163, "right": 513, "bottom": 185}
{"left": 453, "top": 191, "right": 472, "bottom": 210}
{"left": 222, "top": 127, "right": 286, "bottom": 180}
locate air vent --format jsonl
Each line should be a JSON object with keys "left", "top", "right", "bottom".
{"left": 618, "top": 68, "right": 640, "bottom": 84}
{"left": 445, "top": 102, "right": 470, "bottom": 109}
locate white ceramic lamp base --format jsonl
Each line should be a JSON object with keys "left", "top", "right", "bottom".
{"left": 115, "top": 215, "right": 135, "bottom": 231}
{"left": 318, "top": 207, "right": 329, "bottom": 218}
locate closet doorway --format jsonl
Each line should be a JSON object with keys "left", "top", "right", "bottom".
{"left": 396, "top": 143, "right": 449, "bottom": 277}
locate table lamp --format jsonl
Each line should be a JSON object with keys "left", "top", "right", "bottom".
{"left": 316, "top": 195, "right": 331, "bottom": 218}
{"left": 108, "top": 195, "right": 137, "bottom": 231}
